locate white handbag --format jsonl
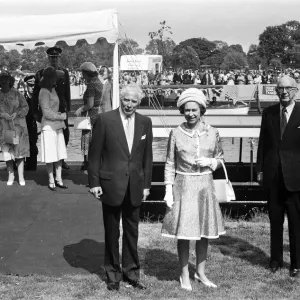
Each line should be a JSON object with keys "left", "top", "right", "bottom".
{"left": 74, "top": 112, "right": 91, "bottom": 130}
{"left": 213, "top": 160, "right": 236, "bottom": 203}
{"left": 4, "top": 120, "right": 20, "bottom": 145}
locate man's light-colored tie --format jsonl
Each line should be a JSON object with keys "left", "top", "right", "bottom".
{"left": 125, "top": 117, "right": 133, "bottom": 152}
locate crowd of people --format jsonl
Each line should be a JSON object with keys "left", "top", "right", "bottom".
{"left": 0, "top": 46, "right": 113, "bottom": 187}
{"left": 119, "top": 68, "right": 300, "bottom": 86}
{"left": 1, "top": 48, "right": 300, "bottom": 293}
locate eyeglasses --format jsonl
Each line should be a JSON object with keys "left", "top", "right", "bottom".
{"left": 277, "top": 87, "right": 297, "bottom": 93}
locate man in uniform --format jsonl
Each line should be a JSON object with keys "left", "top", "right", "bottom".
{"left": 24, "top": 75, "right": 38, "bottom": 170}
{"left": 32, "top": 46, "right": 71, "bottom": 169}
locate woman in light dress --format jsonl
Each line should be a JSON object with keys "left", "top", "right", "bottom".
{"left": 162, "top": 88, "right": 225, "bottom": 291}
{"left": 0, "top": 71, "right": 29, "bottom": 186}
{"left": 39, "top": 66, "right": 68, "bottom": 191}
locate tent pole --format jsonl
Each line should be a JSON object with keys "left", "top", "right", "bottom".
{"left": 112, "top": 42, "right": 119, "bottom": 110}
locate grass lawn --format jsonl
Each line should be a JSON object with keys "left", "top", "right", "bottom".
{"left": 0, "top": 212, "right": 299, "bottom": 300}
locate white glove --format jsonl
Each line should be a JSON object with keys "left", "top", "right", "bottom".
{"left": 10, "top": 112, "right": 17, "bottom": 120}
{"left": 195, "top": 157, "right": 212, "bottom": 167}
{"left": 74, "top": 106, "right": 84, "bottom": 117}
{"left": 1, "top": 113, "right": 12, "bottom": 120}
{"left": 164, "top": 184, "right": 174, "bottom": 208}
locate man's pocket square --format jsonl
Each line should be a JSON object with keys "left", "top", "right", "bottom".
{"left": 298, "top": 126, "right": 300, "bottom": 128}
{"left": 141, "top": 135, "right": 146, "bottom": 140}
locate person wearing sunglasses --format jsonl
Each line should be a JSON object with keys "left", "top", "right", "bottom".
{"left": 257, "top": 75, "right": 300, "bottom": 278}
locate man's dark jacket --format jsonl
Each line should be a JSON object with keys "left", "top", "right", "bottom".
{"left": 256, "top": 102, "right": 300, "bottom": 191}
{"left": 88, "top": 109, "right": 153, "bottom": 206}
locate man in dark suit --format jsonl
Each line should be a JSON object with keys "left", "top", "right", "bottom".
{"left": 201, "top": 69, "right": 213, "bottom": 85}
{"left": 88, "top": 84, "right": 153, "bottom": 291}
{"left": 257, "top": 75, "right": 300, "bottom": 277}
{"left": 32, "top": 46, "right": 71, "bottom": 169}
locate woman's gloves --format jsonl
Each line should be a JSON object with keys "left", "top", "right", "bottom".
{"left": 164, "top": 184, "right": 174, "bottom": 208}
{"left": 195, "top": 157, "right": 218, "bottom": 170}
{"left": 0, "top": 112, "right": 16, "bottom": 120}
{"left": 57, "top": 112, "right": 67, "bottom": 120}
{"left": 74, "top": 106, "right": 84, "bottom": 117}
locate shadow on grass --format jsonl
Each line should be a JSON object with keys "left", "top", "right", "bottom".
{"left": 140, "top": 247, "right": 196, "bottom": 282}
{"left": 63, "top": 239, "right": 105, "bottom": 280}
{"left": 211, "top": 235, "right": 289, "bottom": 270}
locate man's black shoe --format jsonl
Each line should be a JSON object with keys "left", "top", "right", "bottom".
{"left": 107, "top": 282, "right": 120, "bottom": 291}
{"left": 62, "top": 161, "right": 70, "bottom": 170}
{"left": 290, "top": 269, "right": 300, "bottom": 278}
{"left": 125, "top": 280, "right": 146, "bottom": 290}
{"left": 269, "top": 261, "right": 282, "bottom": 273}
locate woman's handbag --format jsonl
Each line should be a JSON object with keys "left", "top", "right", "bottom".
{"left": 4, "top": 120, "right": 19, "bottom": 145}
{"left": 213, "top": 160, "right": 236, "bottom": 203}
{"left": 74, "top": 112, "right": 91, "bottom": 130}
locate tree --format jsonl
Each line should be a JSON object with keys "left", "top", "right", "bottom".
{"left": 269, "top": 58, "right": 282, "bottom": 70}
{"left": 220, "top": 50, "right": 248, "bottom": 70}
{"left": 229, "top": 44, "right": 244, "bottom": 53}
{"left": 258, "top": 21, "right": 300, "bottom": 65}
{"left": 212, "top": 40, "right": 228, "bottom": 50}
{"left": 247, "top": 44, "right": 267, "bottom": 69}
{"left": 172, "top": 45, "right": 200, "bottom": 69}
{"left": 148, "top": 21, "right": 173, "bottom": 67}
{"left": 145, "top": 38, "right": 176, "bottom": 67}
{"left": 118, "top": 38, "right": 144, "bottom": 56}
{"left": 175, "top": 38, "right": 216, "bottom": 61}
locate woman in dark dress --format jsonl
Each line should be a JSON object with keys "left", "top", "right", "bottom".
{"left": 74, "top": 62, "right": 103, "bottom": 169}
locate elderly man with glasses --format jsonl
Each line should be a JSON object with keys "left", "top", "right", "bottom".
{"left": 257, "top": 75, "right": 300, "bottom": 278}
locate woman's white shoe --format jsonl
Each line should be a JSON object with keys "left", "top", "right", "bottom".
{"left": 194, "top": 273, "right": 217, "bottom": 288}
{"left": 19, "top": 180, "right": 26, "bottom": 186}
{"left": 7, "top": 175, "right": 15, "bottom": 186}
{"left": 179, "top": 276, "right": 192, "bottom": 291}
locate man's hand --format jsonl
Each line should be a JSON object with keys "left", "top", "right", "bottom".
{"left": 257, "top": 172, "right": 263, "bottom": 186}
{"left": 89, "top": 186, "right": 103, "bottom": 199}
{"left": 142, "top": 189, "right": 150, "bottom": 201}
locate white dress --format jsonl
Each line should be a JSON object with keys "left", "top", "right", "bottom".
{"left": 39, "top": 88, "right": 67, "bottom": 163}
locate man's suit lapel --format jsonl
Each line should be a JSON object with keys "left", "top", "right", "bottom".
{"left": 111, "top": 109, "right": 130, "bottom": 156}
{"left": 131, "top": 113, "right": 144, "bottom": 155}
{"left": 282, "top": 102, "right": 300, "bottom": 142}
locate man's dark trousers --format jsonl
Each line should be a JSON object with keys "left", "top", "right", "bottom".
{"left": 102, "top": 183, "right": 140, "bottom": 284}
{"left": 268, "top": 163, "right": 300, "bottom": 269}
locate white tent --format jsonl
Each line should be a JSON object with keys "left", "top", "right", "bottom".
{"left": 0, "top": 3, "right": 119, "bottom": 108}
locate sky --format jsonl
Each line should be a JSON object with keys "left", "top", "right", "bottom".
{"left": 1, "top": 0, "right": 300, "bottom": 53}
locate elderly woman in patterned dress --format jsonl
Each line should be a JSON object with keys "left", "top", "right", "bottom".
{"left": 0, "top": 71, "right": 29, "bottom": 186}
{"left": 74, "top": 62, "right": 103, "bottom": 170}
{"left": 161, "top": 88, "right": 225, "bottom": 291}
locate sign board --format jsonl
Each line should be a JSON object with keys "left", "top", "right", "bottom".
{"left": 120, "top": 55, "right": 162, "bottom": 72}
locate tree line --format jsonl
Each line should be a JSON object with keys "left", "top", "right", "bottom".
{"left": 1, "top": 20, "right": 300, "bottom": 72}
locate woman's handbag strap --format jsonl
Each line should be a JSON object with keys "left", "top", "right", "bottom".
{"left": 219, "top": 160, "right": 229, "bottom": 183}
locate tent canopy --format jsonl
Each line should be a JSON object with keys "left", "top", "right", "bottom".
{"left": 0, "top": 9, "right": 118, "bottom": 50}
{"left": 0, "top": 4, "right": 120, "bottom": 109}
